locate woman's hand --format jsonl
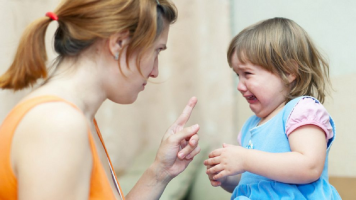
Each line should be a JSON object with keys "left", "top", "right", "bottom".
{"left": 126, "top": 97, "right": 200, "bottom": 200}
{"left": 204, "top": 143, "right": 247, "bottom": 181}
{"left": 153, "top": 97, "right": 201, "bottom": 182}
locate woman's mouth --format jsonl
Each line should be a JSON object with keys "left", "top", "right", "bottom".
{"left": 142, "top": 83, "right": 147, "bottom": 90}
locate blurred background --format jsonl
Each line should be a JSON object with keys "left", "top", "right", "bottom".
{"left": 0, "top": 0, "right": 355, "bottom": 199}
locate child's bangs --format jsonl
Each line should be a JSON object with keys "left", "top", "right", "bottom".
{"left": 234, "top": 31, "right": 271, "bottom": 71}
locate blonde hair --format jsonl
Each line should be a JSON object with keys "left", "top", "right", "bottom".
{"left": 227, "top": 17, "right": 330, "bottom": 103}
{"left": 0, "top": 0, "right": 177, "bottom": 90}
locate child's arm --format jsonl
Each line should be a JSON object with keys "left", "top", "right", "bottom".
{"left": 204, "top": 125, "right": 327, "bottom": 184}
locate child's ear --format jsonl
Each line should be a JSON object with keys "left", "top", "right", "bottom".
{"left": 287, "top": 60, "right": 298, "bottom": 83}
{"left": 108, "top": 30, "right": 130, "bottom": 57}
{"left": 287, "top": 72, "right": 297, "bottom": 83}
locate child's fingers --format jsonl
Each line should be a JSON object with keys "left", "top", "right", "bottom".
{"left": 204, "top": 156, "right": 221, "bottom": 166}
{"left": 213, "top": 171, "right": 227, "bottom": 181}
{"left": 206, "top": 163, "right": 223, "bottom": 175}
{"left": 222, "top": 143, "right": 233, "bottom": 148}
{"left": 206, "top": 166, "right": 221, "bottom": 186}
{"left": 210, "top": 180, "right": 221, "bottom": 187}
{"left": 208, "top": 149, "right": 223, "bottom": 158}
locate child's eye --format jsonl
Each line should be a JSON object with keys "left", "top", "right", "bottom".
{"left": 245, "top": 72, "right": 252, "bottom": 76}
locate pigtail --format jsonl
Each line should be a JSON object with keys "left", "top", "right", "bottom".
{"left": 0, "top": 17, "right": 51, "bottom": 90}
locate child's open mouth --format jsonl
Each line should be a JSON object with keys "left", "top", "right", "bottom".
{"left": 247, "top": 95, "right": 257, "bottom": 101}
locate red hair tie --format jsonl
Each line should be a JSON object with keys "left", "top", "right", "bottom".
{"left": 45, "top": 12, "right": 58, "bottom": 21}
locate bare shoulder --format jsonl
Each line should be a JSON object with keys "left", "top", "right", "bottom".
{"left": 13, "top": 101, "right": 90, "bottom": 148}
{"left": 23, "top": 101, "right": 87, "bottom": 129}
{"left": 12, "top": 102, "right": 92, "bottom": 199}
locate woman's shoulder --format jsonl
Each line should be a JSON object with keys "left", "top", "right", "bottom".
{"left": 11, "top": 100, "right": 92, "bottom": 166}
{"left": 11, "top": 100, "right": 93, "bottom": 198}
{"left": 14, "top": 100, "right": 90, "bottom": 142}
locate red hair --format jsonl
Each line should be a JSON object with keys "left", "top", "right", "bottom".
{"left": 0, "top": 0, "right": 177, "bottom": 90}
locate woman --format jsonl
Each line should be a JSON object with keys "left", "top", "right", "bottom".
{"left": 0, "top": 0, "right": 200, "bottom": 199}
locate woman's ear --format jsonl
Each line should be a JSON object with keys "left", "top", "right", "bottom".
{"left": 108, "top": 30, "right": 130, "bottom": 59}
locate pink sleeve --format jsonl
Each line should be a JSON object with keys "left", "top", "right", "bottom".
{"left": 237, "top": 131, "right": 242, "bottom": 145}
{"left": 286, "top": 97, "right": 333, "bottom": 140}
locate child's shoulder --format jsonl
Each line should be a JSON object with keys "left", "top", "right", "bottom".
{"left": 284, "top": 96, "right": 326, "bottom": 119}
{"left": 287, "top": 96, "right": 322, "bottom": 105}
{"left": 285, "top": 96, "right": 333, "bottom": 140}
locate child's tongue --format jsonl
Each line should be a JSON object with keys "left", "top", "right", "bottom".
{"left": 248, "top": 95, "right": 256, "bottom": 100}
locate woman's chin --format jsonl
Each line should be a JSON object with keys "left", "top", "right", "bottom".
{"left": 110, "top": 95, "right": 138, "bottom": 105}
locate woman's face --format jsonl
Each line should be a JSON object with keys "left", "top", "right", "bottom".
{"left": 106, "top": 25, "right": 170, "bottom": 104}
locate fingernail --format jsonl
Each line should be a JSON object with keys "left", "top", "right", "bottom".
{"left": 194, "top": 124, "right": 199, "bottom": 129}
{"left": 190, "top": 139, "right": 196, "bottom": 145}
{"left": 178, "top": 152, "right": 184, "bottom": 158}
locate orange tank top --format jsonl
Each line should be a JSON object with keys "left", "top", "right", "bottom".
{"left": 0, "top": 96, "right": 125, "bottom": 200}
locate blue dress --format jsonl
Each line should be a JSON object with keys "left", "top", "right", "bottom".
{"left": 231, "top": 96, "right": 341, "bottom": 200}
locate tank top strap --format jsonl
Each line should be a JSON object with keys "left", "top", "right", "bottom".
{"left": 93, "top": 119, "right": 125, "bottom": 199}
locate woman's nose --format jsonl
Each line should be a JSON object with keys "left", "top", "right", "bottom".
{"left": 149, "top": 61, "right": 159, "bottom": 78}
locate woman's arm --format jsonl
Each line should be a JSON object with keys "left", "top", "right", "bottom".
{"left": 12, "top": 103, "right": 93, "bottom": 200}
{"left": 205, "top": 125, "right": 327, "bottom": 184}
{"left": 126, "top": 97, "right": 201, "bottom": 200}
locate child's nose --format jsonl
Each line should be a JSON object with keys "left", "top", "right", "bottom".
{"left": 237, "top": 80, "right": 246, "bottom": 92}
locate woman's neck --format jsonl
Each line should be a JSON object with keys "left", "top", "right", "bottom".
{"left": 29, "top": 57, "right": 107, "bottom": 121}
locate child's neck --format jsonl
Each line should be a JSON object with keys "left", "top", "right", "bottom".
{"left": 258, "top": 102, "right": 286, "bottom": 126}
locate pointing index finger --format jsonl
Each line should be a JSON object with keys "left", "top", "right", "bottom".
{"left": 173, "top": 97, "right": 198, "bottom": 127}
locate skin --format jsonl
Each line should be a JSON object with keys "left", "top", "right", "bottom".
{"left": 11, "top": 23, "right": 200, "bottom": 200}
{"left": 204, "top": 53, "right": 327, "bottom": 192}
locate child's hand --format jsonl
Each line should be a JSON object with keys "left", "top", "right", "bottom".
{"left": 204, "top": 143, "right": 247, "bottom": 181}
{"left": 205, "top": 164, "right": 227, "bottom": 187}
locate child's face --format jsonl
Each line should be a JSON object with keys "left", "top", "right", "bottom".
{"left": 231, "top": 54, "right": 289, "bottom": 121}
